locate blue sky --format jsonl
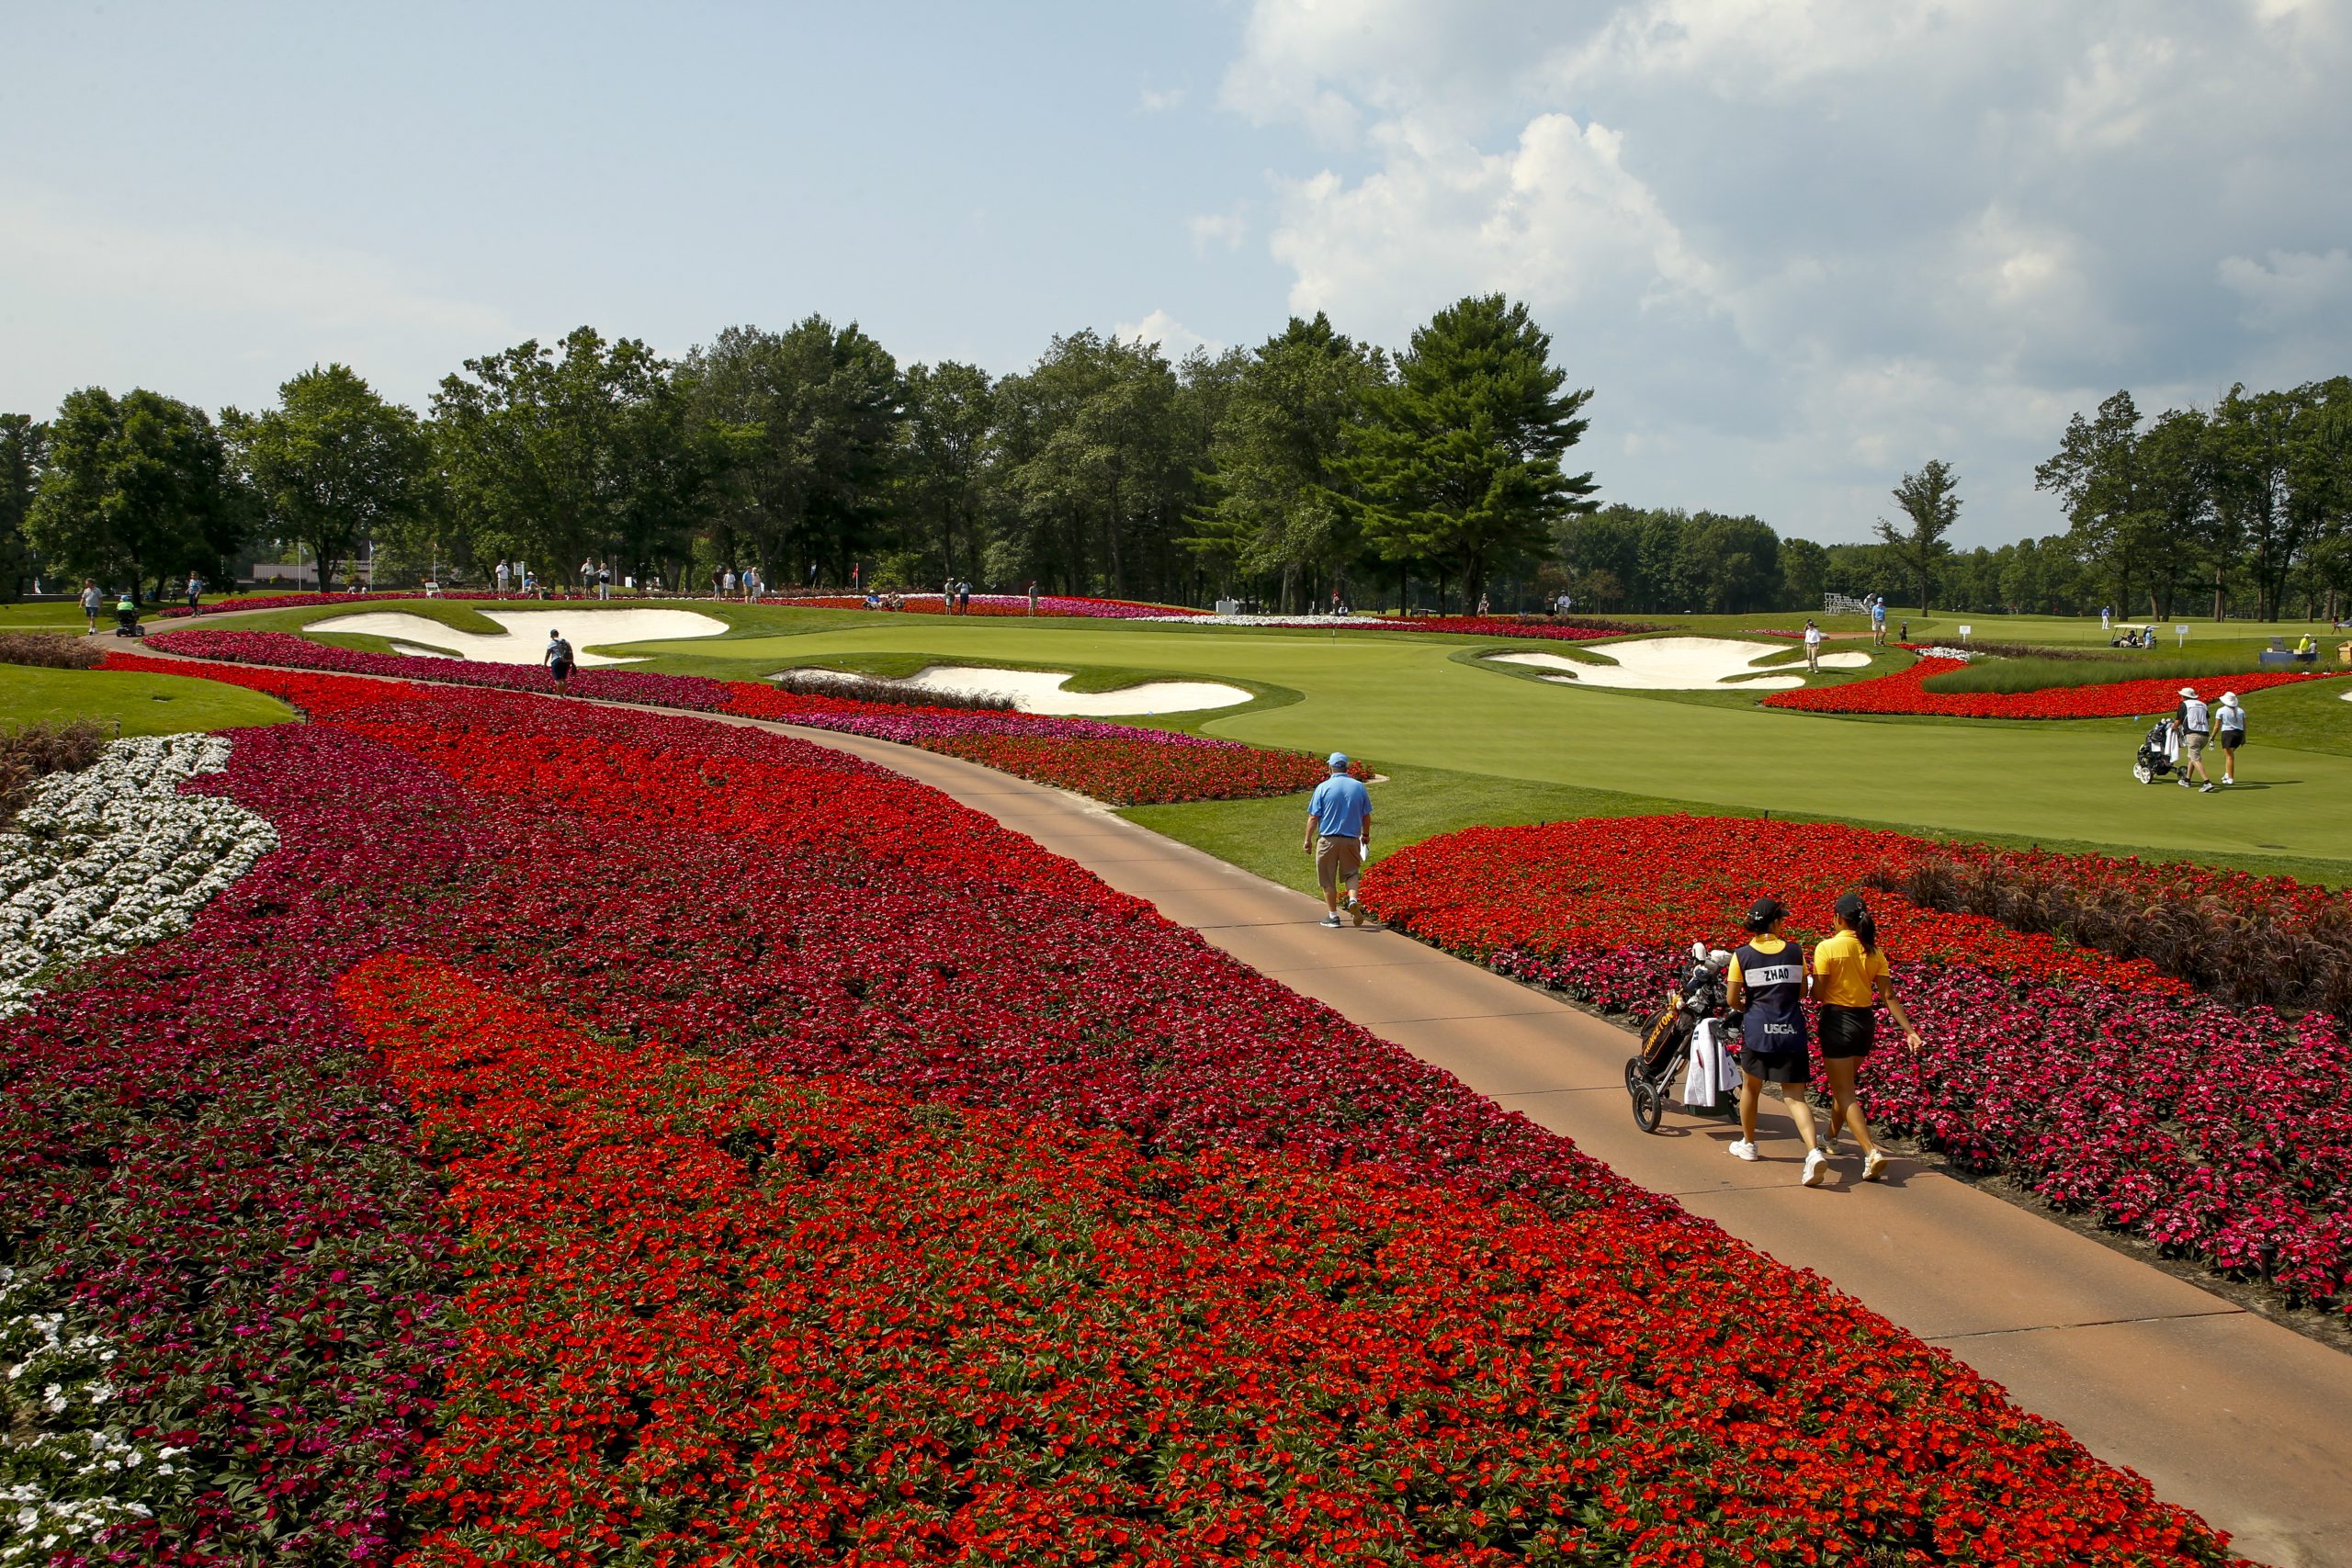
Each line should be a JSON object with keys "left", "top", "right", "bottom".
{"left": 6, "top": 0, "right": 2348, "bottom": 545}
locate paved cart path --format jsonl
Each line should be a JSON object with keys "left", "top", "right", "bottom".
{"left": 115, "top": 627, "right": 2352, "bottom": 1567}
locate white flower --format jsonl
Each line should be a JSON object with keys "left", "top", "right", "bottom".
{"left": 0, "top": 735, "right": 276, "bottom": 1017}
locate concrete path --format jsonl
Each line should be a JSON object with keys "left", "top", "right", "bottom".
{"left": 114, "top": 629, "right": 2352, "bottom": 1565}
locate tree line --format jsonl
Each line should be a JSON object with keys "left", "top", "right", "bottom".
{"left": 6, "top": 302, "right": 2346, "bottom": 620}
{"left": 0, "top": 296, "right": 1594, "bottom": 611}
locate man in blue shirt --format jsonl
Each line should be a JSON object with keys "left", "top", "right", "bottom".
{"left": 1302, "top": 753, "right": 1373, "bottom": 928}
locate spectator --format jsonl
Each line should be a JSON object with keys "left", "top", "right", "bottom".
{"left": 1870, "top": 597, "right": 1887, "bottom": 646}
{"left": 1027, "top": 580, "right": 1038, "bottom": 615}
{"left": 185, "top": 572, "right": 205, "bottom": 615}
{"left": 495, "top": 559, "right": 512, "bottom": 595}
{"left": 1301, "top": 753, "right": 1373, "bottom": 930}
{"left": 79, "top": 579, "right": 101, "bottom": 633}
{"left": 1802, "top": 619, "right": 1823, "bottom": 673}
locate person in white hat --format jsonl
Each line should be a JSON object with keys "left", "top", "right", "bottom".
{"left": 2215, "top": 692, "right": 2245, "bottom": 784}
{"left": 2173, "top": 687, "right": 2216, "bottom": 793}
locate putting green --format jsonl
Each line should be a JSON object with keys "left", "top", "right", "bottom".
{"left": 613, "top": 615, "right": 2352, "bottom": 872}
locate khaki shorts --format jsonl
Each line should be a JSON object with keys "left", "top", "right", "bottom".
{"left": 1315, "top": 834, "right": 1363, "bottom": 892}
{"left": 2184, "top": 731, "right": 2208, "bottom": 758}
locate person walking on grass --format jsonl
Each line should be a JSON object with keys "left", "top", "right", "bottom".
{"left": 80, "top": 579, "right": 101, "bottom": 634}
{"left": 2216, "top": 692, "right": 2245, "bottom": 784}
{"left": 185, "top": 571, "right": 205, "bottom": 615}
{"left": 1871, "top": 597, "right": 1887, "bottom": 646}
{"left": 2175, "top": 687, "right": 2217, "bottom": 794}
{"left": 1303, "top": 753, "right": 1372, "bottom": 929}
{"left": 1802, "top": 619, "right": 1824, "bottom": 673}
{"left": 1813, "top": 892, "right": 1925, "bottom": 1184}
{"left": 1725, "top": 898, "right": 1830, "bottom": 1186}
{"left": 544, "top": 628, "right": 576, "bottom": 688}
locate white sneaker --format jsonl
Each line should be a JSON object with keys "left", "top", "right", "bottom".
{"left": 1320, "top": 912, "right": 1343, "bottom": 928}
{"left": 1728, "top": 1139, "right": 1759, "bottom": 1162}
{"left": 1802, "top": 1147, "right": 1830, "bottom": 1187}
{"left": 1862, "top": 1148, "right": 1889, "bottom": 1183}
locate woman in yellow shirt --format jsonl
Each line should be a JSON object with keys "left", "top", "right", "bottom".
{"left": 1812, "top": 892, "right": 1924, "bottom": 1182}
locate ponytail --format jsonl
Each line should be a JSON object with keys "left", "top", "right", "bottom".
{"left": 1834, "top": 891, "right": 1878, "bottom": 953}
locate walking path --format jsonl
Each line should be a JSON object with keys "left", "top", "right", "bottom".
{"left": 118, "top": 628, "right": 2352, "bottom": 1566}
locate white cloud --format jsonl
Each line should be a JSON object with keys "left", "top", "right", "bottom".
{"left": 1114, "top": 309, "right": 1223, "bottom": 361}
{"left": 1270, "top": 111, "right": 1721, "bottom": 330}
{"left": 1139, "top": 84, "right": 1187, "bottom": 112}
{"left": 1216, "top": 0, "right": 2352, "bottom": 542}
{"left": 2219, "top": 248, "right": 2352, "bottom": 330}
{"left": 1188, "top": 210, "right": 1248, "bottom": 254}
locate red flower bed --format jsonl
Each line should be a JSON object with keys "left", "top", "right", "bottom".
{"left": 124, "top": 632, "right": 1338, "bottom": 805}
{"left": 782, "top": 591, "right": 1206, "bottom": 617}
{"left": 1363, "top": 817, "right": 2352, "bottom": 1309}
{"left": 24, "top": 660, "right": 2245, "bottom": 1560}
{"left": 1763, "top": 655, "right": 2348, "bottom": 717}
{"left": 350, "top": 953, "right": 2231, "bottom": 1567}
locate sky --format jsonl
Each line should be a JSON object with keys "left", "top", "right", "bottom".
{"left": 5, "top": 0, "right": 2347, "bottom": 546}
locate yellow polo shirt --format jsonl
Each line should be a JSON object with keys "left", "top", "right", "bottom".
{"left": 1812, "top": 929, "right": 1888, "bottom": 1008}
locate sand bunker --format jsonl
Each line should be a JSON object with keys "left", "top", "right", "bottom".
{"left": 1490, "top": 637, "right": 1872, "bottom": 691}
{"left": 310, "top": 608, "right": 727, "bottom": 666}
{"left": 842, "top": 665, "right": 1250, "bottom": 716}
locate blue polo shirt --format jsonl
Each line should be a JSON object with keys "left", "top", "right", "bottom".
{"left": 1307, "top": 773, "right": 1371, "bottom": 837}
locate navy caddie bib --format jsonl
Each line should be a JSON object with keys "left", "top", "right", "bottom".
{"left": 1736, "top": 941, "right": 1808, "bottom": 1056}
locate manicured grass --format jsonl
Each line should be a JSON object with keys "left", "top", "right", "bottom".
{"left": 163, "top": 592, "right": 2352, "bottom": 875}
{"left": 600, "top": 614, "right": 2352, "bottom": 871}
{"left": 1923, "top": 650, "right": 2329, "bottom": 693}
{"left": 0, "top": 665, "right": 296, "bottom": 737}
{"left": 1126, "top": 763, "right": 2352, "bottom": 894}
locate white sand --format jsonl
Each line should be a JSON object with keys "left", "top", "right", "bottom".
{"left": 311, "top": 608, "right": 728, "bottom": 666}
{"left": 1490, "top": 637, "right": 1872, "bottom": 691}
{"left": 835, "top": 664, "right": 1251, "bottom": 716}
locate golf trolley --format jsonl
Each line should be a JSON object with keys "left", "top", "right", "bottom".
{"left": 1623, "top": 941, "right": 1739, "bottom": 1133}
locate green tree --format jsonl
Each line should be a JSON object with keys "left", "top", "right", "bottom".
{"left": 993, "top": 331, "right": 1188, "bottom": 595}
{"left": 434, "top": 328, "right": 683, "bottom": 587}
{"left": 683, "top": 318, "right": 902, "bottom": 587}
{"left": 1874, "top": 458, "right": 1962, "bottom": 612}
{"left": 26, "top": 388, "right": 243, "bottom": 600}
{"left": 222, "top": 365, "right": 432, "bottom": 592}
{"left": 894, "top": 361, "right": 996, "bottom": 583}
{"left": 1778, "top": 536, "right": 1828, "bottom": 609}
{"left": 1, "top": 413, "right": 47, "bottom": 598}
{"left": 1187, "top": 313, "right": 1385, "bottom": 610}
{"left": 1349, "top": 294, "right": 1598, "bottom": 609}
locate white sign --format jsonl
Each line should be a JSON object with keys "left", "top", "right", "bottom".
{"left": 1957, "top": 625, "right": 1972, "bottom": 639}
{"left": 2177, "top": 624, "right": 2190, "bottom": 648}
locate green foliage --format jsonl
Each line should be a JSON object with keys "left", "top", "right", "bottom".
{"left": 0, "top": 413, "right": 47, "bottom": 598}
{"left": 683, "top": 317, "right": 902, "bottom": 587}
{"left": 23, "top": 389, "right": 243, "bottom": 600}
{"left": 222, "top": 365, "right": 432, "bottom": 593}
{"left": 1184, "top": 313, "right": 1385, "bottom": 610}
{"left": 1874, "top": 458, "right": 1962, "bottom": 612}
{"left": 1558, "top": 504, "right": 1788, "bottom": 615}
{"left": 1349, "top": 295, "right": 1598, "bottom": 608}
{"left": 434, "top": 327, "right": 698, "bottom": 589}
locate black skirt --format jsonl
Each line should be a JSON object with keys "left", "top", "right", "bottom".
{"left": 1738, "top": 1048, "right": 1811, "bottom": 1085}
{"left": 1819, "top": 1003, "right": 1876, "bottom": 1060}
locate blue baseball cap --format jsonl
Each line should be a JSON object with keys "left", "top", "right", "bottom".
{"left": 1327, "top": 752, "right": 1350, "bottom": 769}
